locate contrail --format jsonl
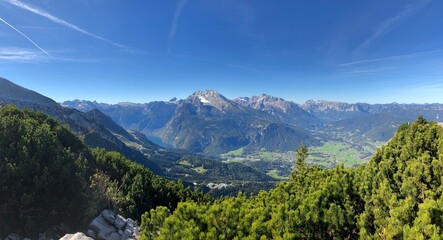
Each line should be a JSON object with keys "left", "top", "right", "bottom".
{"left": 4, "top": 0, "right": 126, "bottom": 49}
{"left": 0, "top": 17, "right": 55, "bottom": 59}
{"left": 168, "top": 0, "right": 189, "bottom": 54}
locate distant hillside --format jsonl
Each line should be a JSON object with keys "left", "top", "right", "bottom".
{"left": 330, "top": 113, "right": 409, "bottom": 141}
{"left": 301, "top": 100, "right": 443, "bottom": 142}
{"left": 62, "top": 99, "right": 178, "bottom": 136}
{"left": 234, "top": 94, "right": 320, "bottom": 127}
{"left": 0, "top": 77, "right": 59, "bottom": 108}
{"left": 301, "top": 100, "right": 372, "bottom": 121}
{"left": 302, "top": 99, "right": 443, "bottom": 123}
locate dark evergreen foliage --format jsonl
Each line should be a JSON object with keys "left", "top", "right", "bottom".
{"left": 0, "top": 106, "right": 207, "bottom": 236}
{"left": 0, "top": 106, "right": 90, "bottom": 235}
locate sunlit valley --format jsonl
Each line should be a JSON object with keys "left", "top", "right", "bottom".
{"left": 1, "top": 1, "right": 443, "bottom": 239}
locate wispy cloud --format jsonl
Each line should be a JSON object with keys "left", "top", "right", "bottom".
{"left": 337, "top": 49, "right": 443, "bottom": 78}
{"left": 400, "top": 79, "right": 443, "bottom": 103}
{"left": 353, "top": 0, "right": 432, "bottom": 56}
{"left": 174, "top": 53, "right": 261, "bottom": 73}
{"left": 168, "top": 0, "right": 189, "bottom": 54}
{"left": 0, "top": 17, "right": 54, "bottom": 59}
{"left": 413, "top": 81, "right": 443, "bottom": 93}
{"left": 0, "top": 47, "right": 112, "bottom": 63}
{"left": 215, "top": 61, "right": 261, "bottom": 73}
{"left": 3, "top": 0, "right": 126, "bottom": 49}
{"left": 0, "top": 47, "right": 50, "bottom": 62}
{"left": 340, "top": 49, "right": 442, "bottom": 67}
{"left": 343, "top": 67, "right": 400, "bottom": 74}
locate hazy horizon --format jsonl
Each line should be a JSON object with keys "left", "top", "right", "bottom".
{"left": 60, "top": 89, "right": 443, "bottom": 106}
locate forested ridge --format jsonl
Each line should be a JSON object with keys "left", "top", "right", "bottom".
{"left": 0, "top": 106, "right": 208, "bottom": 237}
{"left": 140, "top": 116, "right": 443, "bottom": 239}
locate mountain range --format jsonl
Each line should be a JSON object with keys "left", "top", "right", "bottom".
{"left": 63, "top": 90, "right": 443, "bottom": 153}
{"left": 65, "top": 90, "right": 322, "bottom": 154}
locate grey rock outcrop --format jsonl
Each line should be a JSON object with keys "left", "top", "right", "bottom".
{"left": 86, "top": 210, "right": 140, "bottom": 240}
{"left": 4, "top": 234, "right": 20, "bottom": 240}
{"left": 59, "top": 233, "right": 93, "bottom": 240}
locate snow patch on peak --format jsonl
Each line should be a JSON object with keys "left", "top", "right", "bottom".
{"left": 188, "top": 89, "right": 238, "bottom": 112}
{"left": 193, "top": 90, "right": 224, "bottom": 104}
{"left": 198, "top": 95, "right": 210, "bottom": 103}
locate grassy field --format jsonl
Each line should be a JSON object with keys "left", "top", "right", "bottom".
{"left": 179, "top": 159, "right": 192, "bottom": 167}
{"left": 259, "top": 151, "right": 281, "bottom": 160}
{"left": 267, "top": 169, "right": 289, "bottom": 180}
{"left": 225, "top": 148, "right": 244, "bottom": 156}
{"left": 221, "top": 140, "right": 384, "bottom": 179}
{"left": 193, "top": 166, "right": 208, "bottom": 174}
{"left": 306, "top": 141, "right": 384, "bottom": 168}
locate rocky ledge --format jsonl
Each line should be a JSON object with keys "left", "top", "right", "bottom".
{"left": 3, "top": 210, "right": 140, "bottom": 240}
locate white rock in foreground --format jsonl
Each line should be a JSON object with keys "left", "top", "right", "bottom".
{"left": 60, "top": 232, "right": 93, "bottom": 240}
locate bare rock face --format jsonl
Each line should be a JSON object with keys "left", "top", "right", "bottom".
{"left": 86, "top": 210, "right": 140, "bottom": 240}
{"left": 4, "top": 234, "right": 20, "bottom": 240}
{"left": 60, "top": 232, "right": 93, "bottom": 240}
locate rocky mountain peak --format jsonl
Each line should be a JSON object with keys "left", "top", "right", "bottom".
{"left": 62, "top": 99, "right": 110, "bottom": 112}
{"left": 235, "top": 94, "right": 292, "bottom": 113}
{"left": 188, "top": 90, "right": 236, "bottom": 111}
{"left": 193, "top": 89, "right": 223, "bottom": 101}
{"left": 235, "top": 97, "right": 250, "bottom": 102}
{"left": 302, "top": 100, "right": 370, "bottom": 113}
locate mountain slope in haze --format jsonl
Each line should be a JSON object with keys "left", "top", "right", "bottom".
{"left": 0, "top": 77, "right": 162, "bottom": 173}
{"left": 301, "top": 100, "right": 372, "bottom": 122}
{"left": 62, "top": 99, "right": 178, "bottom": 136}
{"left": 234, "top": 94, "right": 320, "bottom": 127}
{"left": 83, "top": 108, "right": 142, "bottom": 146}
{"left": 303, "top": 99, "right": 443, "bottom": 143}
{"left": 0, "top": 77, "right": 58, "bottom": 108}
{"left": 330, "top": 113, "right": 409, "bottom": 141}
{"left": 160, "top": 90, "right": 320, "bottom": 154}
{"left": 302, "top": 100, "right": 443, "bottom": 122}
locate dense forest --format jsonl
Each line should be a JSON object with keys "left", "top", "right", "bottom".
{"left": 0, "top": 105, "right": 207, "bottom": 236}
{"left": 140, "top": 116, "right": 443, "bottom": 239}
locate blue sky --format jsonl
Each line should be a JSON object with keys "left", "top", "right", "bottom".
{"left": 0, "top": 0, "right": 442, "bottom": 104}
